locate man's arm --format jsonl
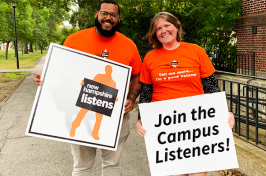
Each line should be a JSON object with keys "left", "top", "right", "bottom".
{"left": 124, "top": 73, "right": 142, "bottom": 113}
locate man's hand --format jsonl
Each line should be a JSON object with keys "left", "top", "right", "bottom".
{"left": 124, "top": 99, "right": 134, "bottom": 113}
{"left": 34, "top": 73, "right": 42, "bottom": 85}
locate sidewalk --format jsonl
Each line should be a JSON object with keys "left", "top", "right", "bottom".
{"left": 0, "top": 56, "right": 221, "bottom": 176}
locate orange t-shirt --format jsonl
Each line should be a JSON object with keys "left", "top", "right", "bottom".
{"left": 63, "top": 27, "right": 142, "bottom": 75}
{"left": 140, "top": 42, "right": 215, "bottom": 102}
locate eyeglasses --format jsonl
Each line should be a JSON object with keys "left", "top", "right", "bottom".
{"left": 99, "top": 11, "right": 119, "bottom": 19}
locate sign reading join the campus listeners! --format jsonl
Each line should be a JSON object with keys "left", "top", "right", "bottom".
{"left": 26, "top": 43, "right": 132, "bottom": 151}
{"left": 139, "top": 92, "right": 238, "bottom": 176}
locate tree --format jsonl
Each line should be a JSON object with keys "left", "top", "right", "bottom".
{"left": 118, "top": 0, "right": 156, "bottom": 58}
{"left": 172, "top": 0, "right": 242, "bottom": 55}
{"left": 70, "top": 0, "right": 241, "bottom": 59}
{"left": 46, "top": 6, "right": 71, "bottom": 43}
{"left": 0, "top": 0, "right": 34, "bottom": 59}
{"left": 54, "top": 26, "right": 79, "bottom": 45}
{"left": 70, "top": 0, "right": 102, "bottom": 30}
{"left": 29, "top": 7, "right": 50, "bottom": 52}
{"left": 0, "top": 3, "right": 9, "bottom": 41}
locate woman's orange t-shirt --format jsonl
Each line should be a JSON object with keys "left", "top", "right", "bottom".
{"left": 139, "top": 42, "right": 215, "bottom": 102}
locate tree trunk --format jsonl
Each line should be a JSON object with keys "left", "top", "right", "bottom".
{"left": 24, "top": 42, "right": 29, "bottom": 54}
{"left": 5, "top": 41, "right": 10, "bottom": 60}
{"left": 29, "top": 43, "right": 33, "bottom": 52}
{"left": 35, "top": 43, "right": 37, "bottom": 51}
{"left": 21, "top": 43, "right": 23, "bottom": 55}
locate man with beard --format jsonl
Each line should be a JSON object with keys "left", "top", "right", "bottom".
{"left": 34, "top": 0, "right": 142, "bottom": 175}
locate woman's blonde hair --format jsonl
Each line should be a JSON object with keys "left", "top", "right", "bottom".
{"left": 147, "top": 12, "right": 183, "bottom": 49}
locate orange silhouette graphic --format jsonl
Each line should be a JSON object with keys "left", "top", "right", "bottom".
{"left": 70, "top": 65, "right": 118, "bottom": 140}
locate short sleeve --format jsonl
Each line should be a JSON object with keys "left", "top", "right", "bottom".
{"left": 130, "top": 47, "right": 142, "bottom": 75}
{"left": 198, "top": 46, "right": 216, "bottom": 78}
{"left": 139, "top": 56, "right": 152, "bottom": 84}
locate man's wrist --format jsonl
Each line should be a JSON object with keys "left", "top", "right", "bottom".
{"left": 127, "top": 96, "right": 134, "bottom": 102}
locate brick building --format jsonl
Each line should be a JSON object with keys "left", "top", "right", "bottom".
{"left": 237, "top": 0, "right": 266, "bottom": 77}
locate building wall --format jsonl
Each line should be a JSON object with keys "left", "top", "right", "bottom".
{"left": 237, "top": 0, "right": 266, "bottom": 77}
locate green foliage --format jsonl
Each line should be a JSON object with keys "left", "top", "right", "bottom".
{"left": 0, "top": 0, "right": 34, "bottom": 43}
{"left": 70, "top": 0, "right": 102, "bottom": 30}
{"left": 54, "top": 26, "right": 80, "bottom": 45}
{"left": 0, "top": 0, "right": 34, "bottom": 58}
{"left": 29, "top": 0, "right": 72, "bottom": 12}
{"left": 0, "top": 3, "right": 9, "bottom": 40}
{"left": 28, "top": 0, "right": 73, "bottom": 48}
{"left": 177, "top": 0, "right": 242, "bottom": 56}
{"left": 70, "top": 0, "right": 241, "bottom": 59}
{"left": 46, "top": 5, "right": 71, "bottom": 45}
{"left": 118, "top": 0, "right": 155, "bottom": 58}
{"left": 0, "top": 0, "right": 241, "bottom": 61}
{"left": 0, "top": 0, "right": 72, "bottom": 58}
{"left": 30, "top": 7, "right": 50, "bottom": 45}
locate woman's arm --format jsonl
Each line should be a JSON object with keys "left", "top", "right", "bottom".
{"left": 201, "top": 74, "right": 235, "bottom": 128}
{"left": 136, "top": 83, "right": 153, "bottom": 137}
{"left": 138, "top": 83, "right": 153, "bottom": 120}
{"left": 201, "top": 74, "right": 220, "bottom": 93}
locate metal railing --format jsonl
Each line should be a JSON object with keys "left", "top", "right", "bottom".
{"left": 216, "top": 70, "right": 266, "bottom": 151}
{"left": 210, "top": 52, "right": 237, "bottom": 73}
{"left": 211, "top": 52, "right": 256, "bottom": 76}
{"left": 237, "top": 52, "right": 255, "bottom": 76}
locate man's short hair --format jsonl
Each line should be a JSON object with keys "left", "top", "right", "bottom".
{"left": 97, "top": 0, "right": 120, "bottom": 15}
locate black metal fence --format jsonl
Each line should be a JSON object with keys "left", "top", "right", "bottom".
{"left": 216, "top": 71, "right": 266, "bottom": 151}
{"left": 237, "top": 52, "right": 255, "bottom": 76}
{"left": 210, "top": 52, "right": 237, "bottom": 73}
{"left": 211, "top": 52, "right": 256, "bottom": 76}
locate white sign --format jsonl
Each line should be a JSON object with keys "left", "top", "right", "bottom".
{"left": 26, "top": 43, "right": 132, "bottom": 151}
{"left": 139, "top": 92, "right": 238, "bottom": 176}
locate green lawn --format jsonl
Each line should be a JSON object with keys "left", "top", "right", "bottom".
{"left": 0, "top": 72, "right": 30, "bottom": 83}
{"left": 0, "top": 50, "right": 47, "bottom": 69}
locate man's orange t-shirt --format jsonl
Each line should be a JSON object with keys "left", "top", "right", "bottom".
{"left": 139, "top": 42, "right": 215, "bottom": 102}
{"left": 63, "top": 27, "right": 142, "bottom": 75}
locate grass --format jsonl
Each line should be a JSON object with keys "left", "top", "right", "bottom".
{"left": 0, "top": 49, "right": 47, "bottom": 69}
{"left": 0, "top": 72, "right": 30, "bottom": 83}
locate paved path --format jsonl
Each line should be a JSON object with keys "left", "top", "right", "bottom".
{"left": 0, "top": 56, "right": 221, "bottom": 176}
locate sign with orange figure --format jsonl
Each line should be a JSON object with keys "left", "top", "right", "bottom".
{"left": 26, "top": 43, "right": 132, "bottom": 151}
{"left": 76, "top": 72, "right": 118, "bottom": 117}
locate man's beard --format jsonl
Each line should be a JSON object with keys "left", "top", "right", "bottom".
{"left": 95, "top": 16, "right": 120, "bottom": 38}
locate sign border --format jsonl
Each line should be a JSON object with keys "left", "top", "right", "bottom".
{"left": 27, "top": 43, "right": 131, "bottom": 149}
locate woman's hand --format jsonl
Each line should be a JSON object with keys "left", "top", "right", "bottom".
{"left": 228, "top": 112, "right": 235, "bottom": 128}
{"left": 136, "top": 119, "right": 146, "bottom": 137}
